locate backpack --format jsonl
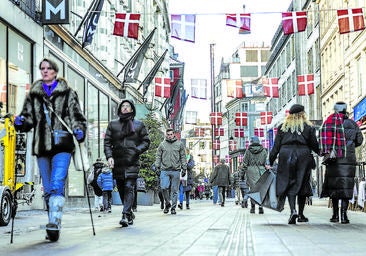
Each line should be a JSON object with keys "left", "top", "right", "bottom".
{"left": 87, "top": 160, "right": 104, "bottom": 196}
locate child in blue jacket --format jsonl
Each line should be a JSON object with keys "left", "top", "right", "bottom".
{"left": 97, "top": 166, "right": 114, "bottom": 213}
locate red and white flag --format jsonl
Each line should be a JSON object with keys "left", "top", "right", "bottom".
{"left": 238, "top": 154, "right": 244, "bottom": 163}
{"left": 226, "top": 13, "right": 251, "bottom": 32}
{"left": 113, "top": 13, "right": 140, "bottom": 39}
{"left": 245, "top": 140, "right": 250, "bottom": 149}
{"left": 254, "top": 128, "right": 264, "bottom": 137}
{"left": 229, "top": 140, "right": 237, "bottom": 151}
{"left": 195, "top": 127, "right": 205, "bottom": 137}
{"left": 337, "top": 8, "right": 365, "bottom": 34}
{"left": 263, "top": 77, "right": 279, "bottom": 98}
{"left": 214, "top": 127, "right": 224, "bottom": 137}
{"left": 234, "top": 128, "right": 244, "bottom": 138}
{"left": 282, "top": 11, "right": 307, "bottom": 35}
{"left": 298, "top": 74, "right": 314, "bottom": 96}
{"left": 213, "top": 140, "right": 220, "bottom": 150}
{"left": 171, "top": 14, "right": 196, "bottom": 43}
{"left": 260, "top": 112, "right": 273, "bottom": 125}
{"left": 227, "top": 79, "right": 243, "bottom": 98}
{"left": 154, "top": 77, "right": 171, "bottom": 98}
{"left": 225, "top": 155, "right": 231, "bottom": 163}
{"left": 210, "top": 112, "right": 223, "bottom": 126}
{"left": 235, "top": 112, "right": 248, "bottom": 126}
{"left": 262, "top": 139, "right": 270, "bottom": 149}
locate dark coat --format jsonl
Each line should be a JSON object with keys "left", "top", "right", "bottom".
{"left": 321, "top": 117, "right": 364, "bottom": 199}
{"left": 269, "top": 123, "right": 319, "bottom": 197}
{"left": 104, "top": 100, "right": 150, "bottom": 180}
{"left": 242, "top": 143, "right": 268, "bottom": 188}
{"left": 15, "top": 78, "right": 87, "bottom": 156}
{"left": 210, "top": 163, "right": 231, "bottom": 187}
{"left": 183, "top": 154, "right": 195, "bottom": 192}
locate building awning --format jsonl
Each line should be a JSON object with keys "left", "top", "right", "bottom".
{"left": 354, "top": 97, "right": 366, "bottom": 122}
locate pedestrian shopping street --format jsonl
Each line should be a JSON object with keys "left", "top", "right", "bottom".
{"left": 1, "top": 197, "right": 366, "bottom": 256}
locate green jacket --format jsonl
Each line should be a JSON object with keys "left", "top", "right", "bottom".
{"left": 155, "top": 137, "right": 187, "bottom": 171}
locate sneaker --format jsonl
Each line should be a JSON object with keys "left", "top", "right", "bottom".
{"left": 178, "top": 203, "right": 183, "bottom": 210}
{"left": 132, "top": 208, "right": 137, "bottom": 212}
{"left": 250, "top": 208, "right": 255, "bottom": 214}
{"left": 171, "top": 208, "right": 176, "bottom": 215}
{"left": 127, "top": 214, "right": 134, "bottom": 225}
{"left": 186, "top": 204, "right": 190, "bottom": 210}
{"left": 163, "top": 203, "right": 171, "bottom": 214}
{"left": 119, "top": 214, "right": 128, "bottom": 227}
{"left": 99, "top": 206, "right": 104, "bottom": 212}
{"left": 258, "top": 207, "right": 264, "bottom": 214}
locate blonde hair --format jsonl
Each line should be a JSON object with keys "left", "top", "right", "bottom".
{"left": 281, "top": 112, "right": 312, "bottom": 133}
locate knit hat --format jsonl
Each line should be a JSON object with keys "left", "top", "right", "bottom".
{"left": 334, "top": 101, "right": 347, "bottom": 114}
{"left": 250, "top": 136, "right": 260, "bottom": 144}
{"left": 289, "top": 104, "right": 304, "bottom": 114}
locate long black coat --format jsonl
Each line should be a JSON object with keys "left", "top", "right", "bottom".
{"left": 321, "top": 117, "right": 363, "bottom": 199}
{"left": 104, "top": 109, "right": 150, "bottom": 180}
{"left": 15, "top": 78, "right": 87, "bottom": 156}
{"left": 269, "top": 124, "right": 319, "bottom": 197}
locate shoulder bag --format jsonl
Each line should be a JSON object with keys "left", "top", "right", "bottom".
{"left": 43, "top": 101, "right": 90, "bottom": 172}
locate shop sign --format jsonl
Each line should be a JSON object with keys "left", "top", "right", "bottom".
{"left": 42, "top": 0, "right": 69, "bottom": 25}
{"left": 354, "top": 97, "right": 366, "bottom": 121}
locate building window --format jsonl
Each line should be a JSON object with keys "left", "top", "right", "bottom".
{"left": 246, "top": 50, "right": 258, "bottom": 62}
{"left": 240, "top": 65, "right": 258, "bottom": 77}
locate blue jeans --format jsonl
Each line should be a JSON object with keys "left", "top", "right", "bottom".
{"left": 160, "top": 170, "right": 180, "bottom": 209}
{"left": 213, "top": 185, "right": 219, "bottom": 204}
{"left": 37, "top": 152, "right": 72, "bottom": 205}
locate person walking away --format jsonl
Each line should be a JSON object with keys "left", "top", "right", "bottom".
{"left": 155, "top": 128, "right": 187, "bottom": 215}
{"left": 242, "top": 136, "right": 268, "bottom": 214}
{"left": 14, "top": 58, "right": 87, "bottom": 241}
{"left": 320, "top": 101, "right": 363, "bottom": 224}
{"left": 104, "top": 99, "right": 150, "bottom": 227}
{"left": 231, "top": 168, "right": 243, "bottom": 206}
{"left": 209, "top": 159, "right": 231, "bottom": 207}
{"left": 269, "top": 104, "right": 320, "bottom": 224}
{"left": 178, "top": 150, "right": 195, "bottom": 210}
{"left": 97, "top": 166, "right": 114, "bottom": 213}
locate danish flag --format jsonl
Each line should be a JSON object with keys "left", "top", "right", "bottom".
{"left": 235, "top": 112, "right": 248, "bottom": 126}
{"left": 225, "top": 155, "right": 231, "bottom": 163}
{"left": 113, "top": 13, "right": 140, "bottom": 39}
{"left": 337, "top": 8, "right": 365, "bottom": 34}
{"left": 214, "top": 127, "right": 224, "bottom": 137}
{"left": 282, "top": 11, "right": 307, "bottom": 35}
{"left": 297, "top": 74, "right": 314, "bottom": 96}
{"left": 226, "top": 13, "right": 251, "bottom": 32}
{"left": 263, "top": 78, "right": 279, "bottom": 98}
{"left": 229, "top": 140, "right": 237, "bottom": 151}
{"left": 210, "top": 112, "right": 223, "bottom": 126}
{"left": 260, "top": 112, "right": 273, "bottom": 125}
{"left": 213, "top": 140, "right": 220, "bottom": 150}
{"left": 154, "top": 77, "right": 171, "bottom": 98}
{"left": 238, "top": 154, "right": 244, "bottom": 163}
{"left": 195, "top": 127, "right": 205, "bottom": 137}
{"left": 254, "top": 128, "right": 264, "bottom": 137}
{"left": 234, "top": 128, "right": 244, "bottom": 137}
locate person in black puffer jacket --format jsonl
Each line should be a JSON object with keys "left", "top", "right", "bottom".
{"left": 320, "top": 102, "right": 363, "bottom": 224}
{"left": 104, "top": 99, "right": 150, "bottom": 227}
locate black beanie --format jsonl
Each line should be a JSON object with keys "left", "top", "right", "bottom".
{"left": 289, "top": 104, "right": 304, "bottom": 114}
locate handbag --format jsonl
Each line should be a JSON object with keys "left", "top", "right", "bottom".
{"left": 322, "top": 149, "right": 337, "bottom": 165}
{"left": 43, "top": 103, "right": 73, "bottom": 151}
{"left": 136, "top": 177, "right": 147, "bottom": 193}
{"left": 43, "top": 101, "right": 90, "bottom": 171}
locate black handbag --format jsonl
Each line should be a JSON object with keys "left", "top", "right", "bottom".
{"left": 43, "top": 103, "right": 73, "bottom": 151}
{"left": 136, "top": 177, "right": 147, "bottom": 193}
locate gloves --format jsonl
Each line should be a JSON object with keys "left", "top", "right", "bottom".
{"left": 14, "top": 115, "right": 25, "bottom": 126}
{"left": 181, "top": 169, "right": 186, "bottom": 177}
{"left": 73, "top": 128, "right": 84, "bottom": 141}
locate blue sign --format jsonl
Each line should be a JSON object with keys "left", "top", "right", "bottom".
{"left": 353, "top": 97, "right": 366, "bottom": 121}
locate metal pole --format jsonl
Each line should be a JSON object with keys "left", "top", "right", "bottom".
{"left": 210, "top": 44, "right": 215, "bottom": 173}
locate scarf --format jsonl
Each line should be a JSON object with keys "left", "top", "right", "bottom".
{"left": 42, "top": 80, "right": 58, "bottom": 97}
{"left": 118, "top": 112, "right": 135, "bottom": 138}
{"left": 319, "top": 113, "right": 346, "bottom": 157}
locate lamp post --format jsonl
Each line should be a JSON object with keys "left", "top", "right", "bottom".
{"left": 210, "top": 43, "right": 215, "bottom": 173}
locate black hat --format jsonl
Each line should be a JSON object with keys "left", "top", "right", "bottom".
{"left": 289, "top": 104, "right": 304, "bottom": 114}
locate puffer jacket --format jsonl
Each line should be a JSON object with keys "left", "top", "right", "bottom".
{"left": 104, "top": 100, "right": 150, "bottom": 180}
{"left": 155, "top": 137, "right": 187, "bottom": 171}
{"left": 321, "top": 117, "right": 364, "bottom": 199}
{"left": 15, "top": 78, "right": 87, "bottom": 156}
{"left": 97, "top": 168, "right": 114, "bottom": 191}
{"left": 210, "top": 163, "right": 231, "bottom": 187}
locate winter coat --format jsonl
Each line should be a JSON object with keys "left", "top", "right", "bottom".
{"left": 104, "top": 100, "right": 150, "bottom": 180}
{"left": 321, "top": 117, "right": 364, "bottom": 199}
{"left": 182, "top": 154, "right": 195, "bottom": 192}
{"left": 155, "top": 137, "right": 187, "bottom": 171}
{"left": 15, "top": 78, "right": 87, "bottom": 156}
{"left": 97, "top": 168, "right": 114, "bottom": 191}
{"left": 242, "top": 143, "right": 268, "bottom": 188}
{"left": 210, "top": 163, "right": 231, "bottom": 187}
{"left": 231, "top": 171, "right": 242, "bottom": 188}
{"left": 269, "top": 123, "right": 319, "bottom": 197}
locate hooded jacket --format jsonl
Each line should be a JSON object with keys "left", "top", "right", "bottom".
{"left": 104, "top": 99, "right": 150, "bottom": 179}
{"left": 15, "top": 78, "right": 87, "bottom": 156}
{"left": 242, "top": 143, "right": 268, "bottom": 188}
{"left": 97, "top": 167, "right": 114, "bottom": 191}
{"left": 155, "top": 136, "right": 187, "bottom": 171}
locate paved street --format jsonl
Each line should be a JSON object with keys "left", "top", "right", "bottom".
{"left": 1, "top": 198, "right": 366, "bottom": 256}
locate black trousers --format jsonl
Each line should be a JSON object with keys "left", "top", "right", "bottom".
{"left": 115, "top": 178, "right": 136, "bottom": 215}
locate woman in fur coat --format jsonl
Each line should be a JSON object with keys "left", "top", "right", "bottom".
{"left": 14, "top": 58, "right": 87, "bottom": 241}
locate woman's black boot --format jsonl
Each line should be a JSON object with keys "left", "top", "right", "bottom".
{"left": 340, "top": 199, "right": 350, "bottom": 224}
{"left": 297, "top": 196, "right": 308, "bottom": 222}
{"left": 288, "top": 195, "right": 298, "bottom": 224}
{"left": 250, "top": 199, "right": 255, "bottom": 214}
{"left": 330, "top": 198, "right": 339, "bottom": 222}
